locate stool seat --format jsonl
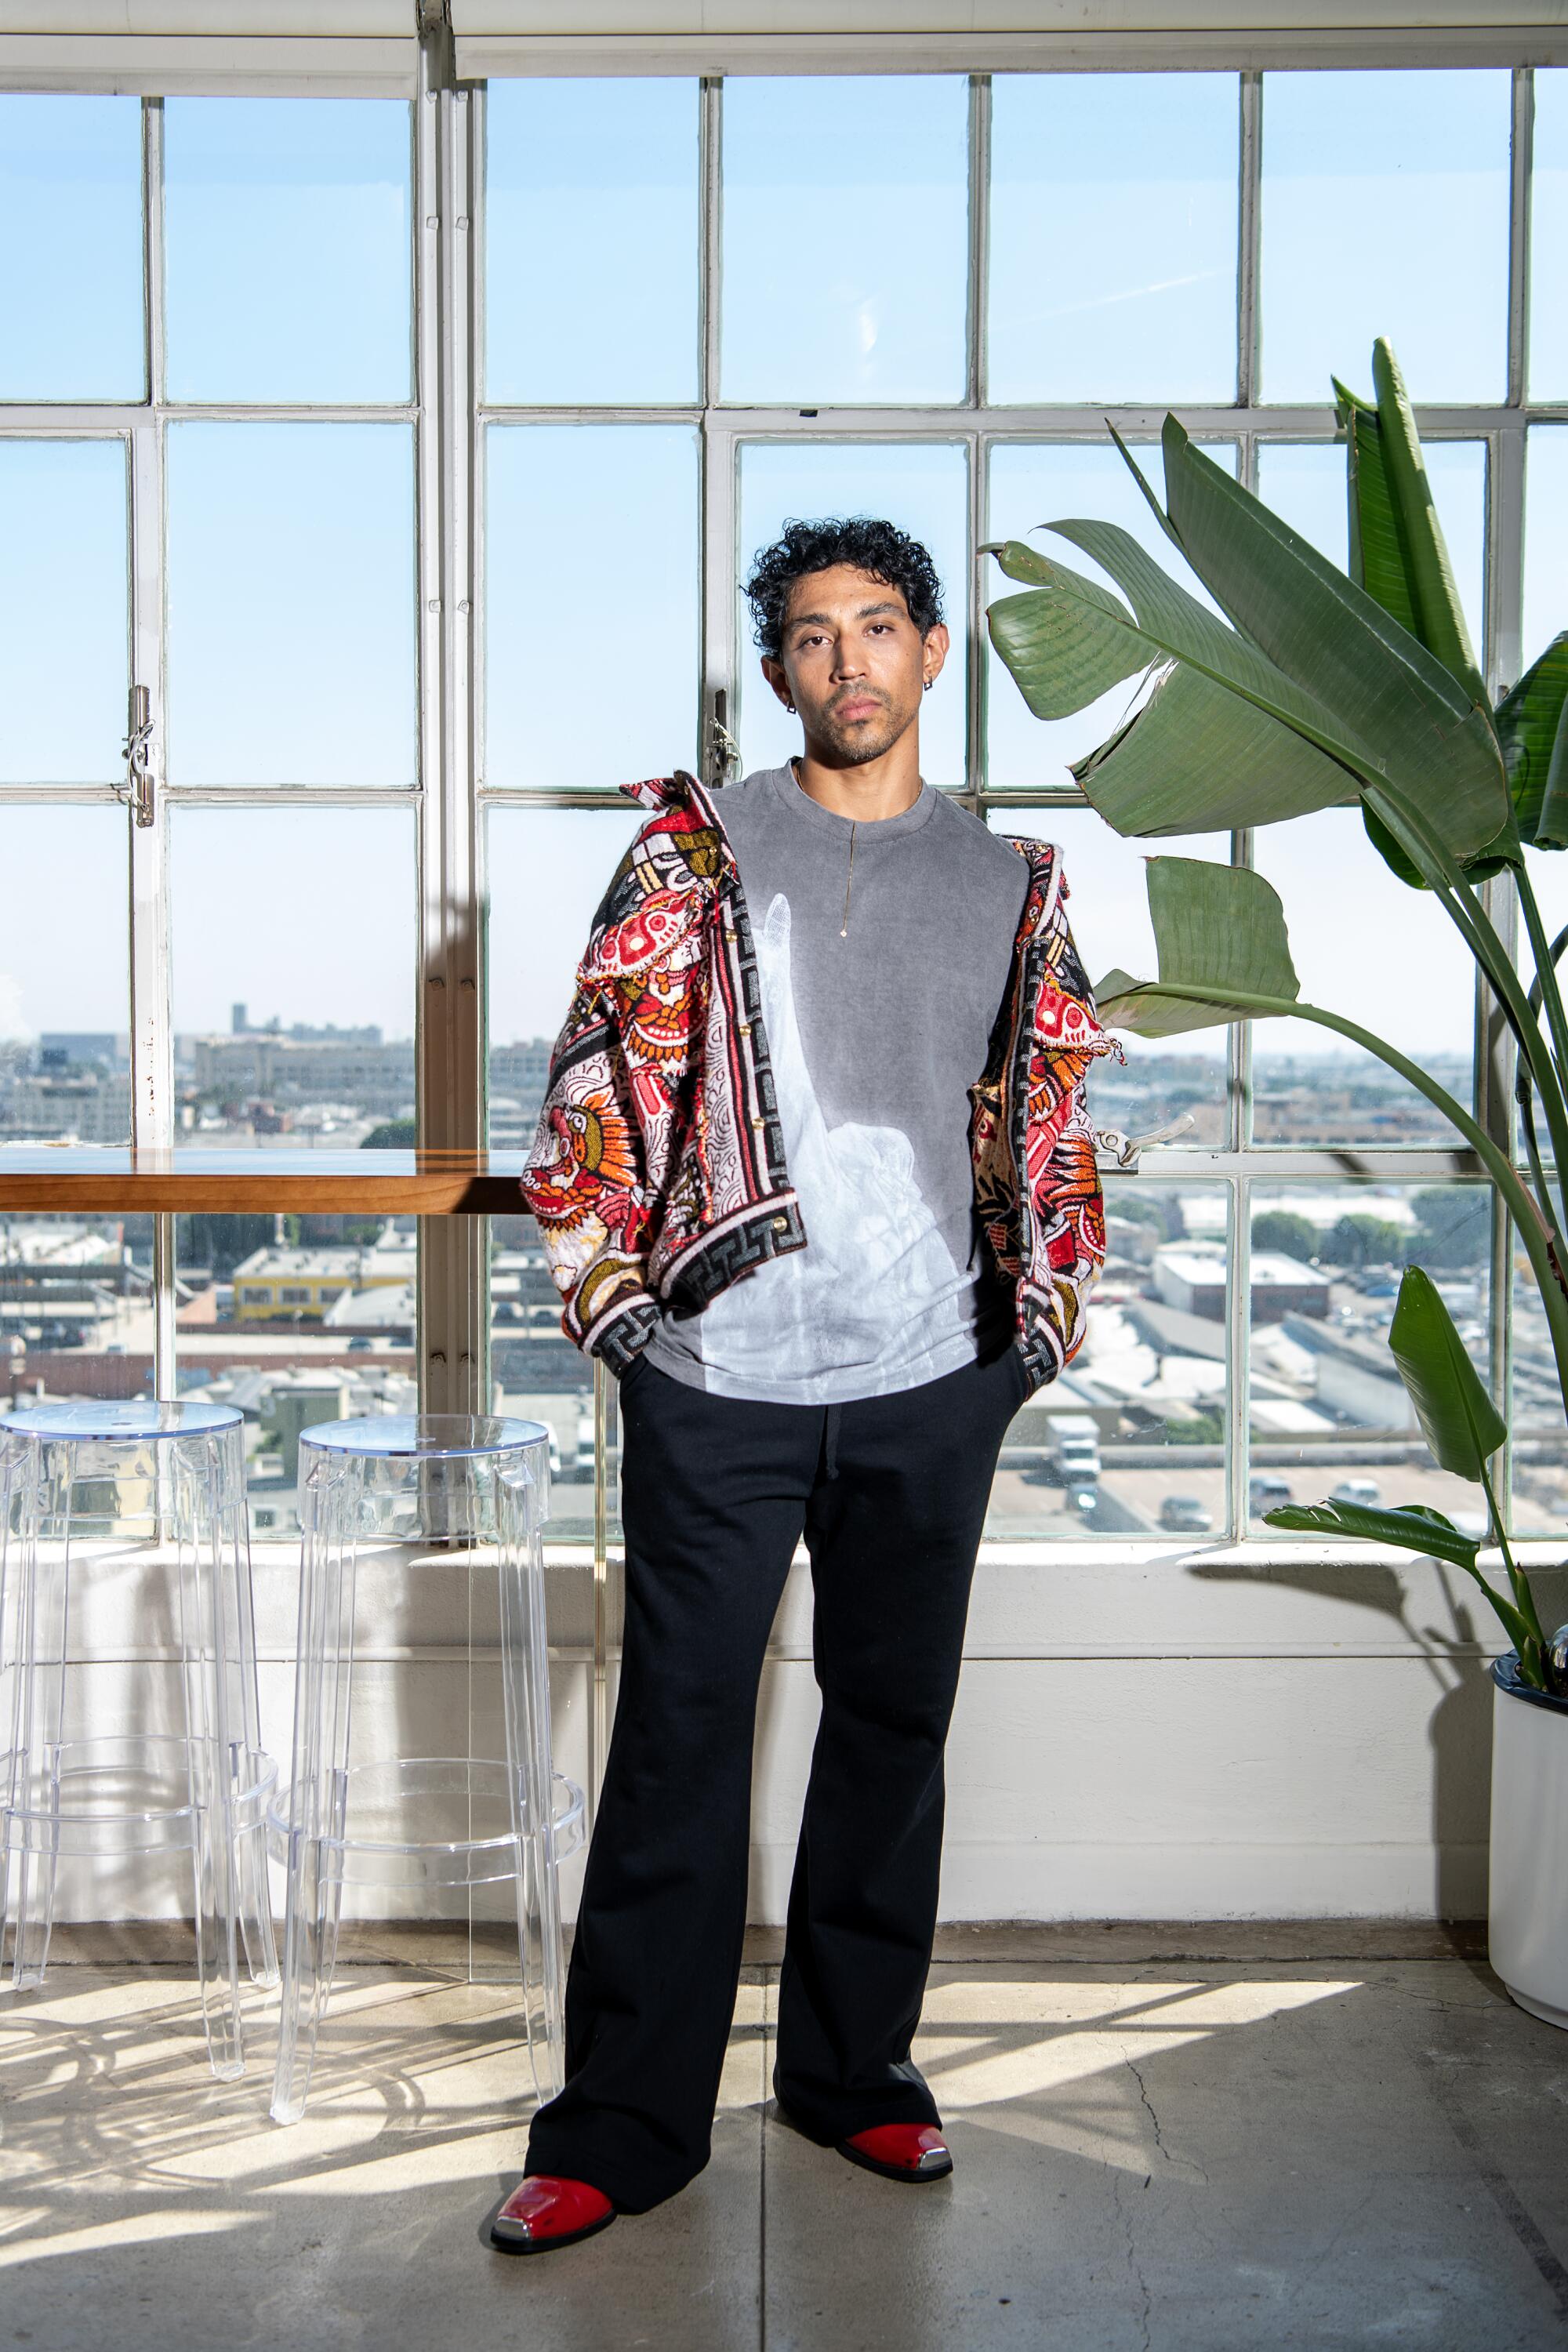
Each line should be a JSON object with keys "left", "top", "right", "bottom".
{"left": 299, "top": 1413, "right": 546, "bottom": 1460}
{"left": 0, "top": 1398, "right": 278, "bottom": 2081}
{"left": 270, "top": 1411, "right": 579, "bottom": 2126}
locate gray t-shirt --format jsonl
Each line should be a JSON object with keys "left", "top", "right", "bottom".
{"left": 643, "top": 763, "right": 1030, "bottom": 1404}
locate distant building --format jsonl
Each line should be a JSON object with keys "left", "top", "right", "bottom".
{"left": 488, "top": 1040, "right": 554, "bottom": 1146}
{"left": 323, "top": 1279, "right": 416, "bottom": 1338}
{"left": 38, "top": 1033, "right": 129, "bottom": 1073}
{"left": 1153, "top": 1248, "right": 1330, "bottom": 1324}
{"left": 230, "top": 1238, "right": 416, "bottom": 1323}
{"left": 190, "top": 1033, "right": 414, "bottom": 1120}
{"left": 1280, "top": 1314, "right": 1416, "bottom": 1431}
{"left": 0, "top": 1072, "right": 132, "bottom": 1145}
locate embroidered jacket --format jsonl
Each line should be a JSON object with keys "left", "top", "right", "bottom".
{"left": 519, "top": 769, "right": 1116, "bottom": 1397}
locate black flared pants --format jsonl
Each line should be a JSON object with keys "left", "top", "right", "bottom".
{"left": 524, "top": 1338, "right": 1029, "bottom": 2213}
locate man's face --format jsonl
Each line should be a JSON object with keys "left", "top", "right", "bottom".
{"left": 762, "top": 564, "right": 949, "bottom": 767}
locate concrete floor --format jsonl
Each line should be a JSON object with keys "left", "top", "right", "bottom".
{"left": 2, "top": 1926, "right": 1567, "bottom": 2350}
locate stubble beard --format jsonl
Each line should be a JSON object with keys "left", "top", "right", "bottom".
{"left": 809, "top": 695, "right": 913, "bottom": 768}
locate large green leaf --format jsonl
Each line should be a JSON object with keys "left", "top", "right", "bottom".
{"left": 1033, "top": 517, "right": 1392, "bottom": 828}
{"left": 1264, "top": 1497, "right": 1479, "bottom": 1570}
{"left": 1496, "top": 632, "right": 1568, "bottom": 851}
{"left": 1368, "top": 339, "right": 1488, "bottom": 706}
{"left": 1263, "top": 1497, "right": 1536, "bottom": 1657}
{"left": 1094, "top": 857, "right": 1299, "bottom": 1036}
{"left": 1071, "top": 658, "right": 1359, "bottom": 837}
{"left": 1155, "top": 419, "right": 1507, "bottom": 859}
{"left": 1333, "top": 376, "right": 1420, "bottom": 638}
{"left": 985, "top": 542, "right": 1153, "bottom": 718}
{"left": 1387, "top": 1264, "right": 1505, "bottom": 1479}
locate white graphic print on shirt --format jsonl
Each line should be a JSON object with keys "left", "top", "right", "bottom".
{"left": 695, "top": 891, "right": 972, "bottom": 1399}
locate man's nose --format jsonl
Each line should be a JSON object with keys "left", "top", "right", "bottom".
{"left": 829, "top": 638, "right": 868, "bottom": 681}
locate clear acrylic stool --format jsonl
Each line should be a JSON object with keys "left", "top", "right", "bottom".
{"left": 270, "top": 1414, "right": 583, "bottom": 2127}
{"left": 0, "top": 1399, "right": 278, "bottom": 2080}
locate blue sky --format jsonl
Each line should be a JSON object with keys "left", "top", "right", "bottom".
{"left": 0, "top": 74, "right": 1564, "bottom": 1067}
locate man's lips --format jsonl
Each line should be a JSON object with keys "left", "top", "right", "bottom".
{"left": 832, "top": 696, "right": 883, "bottom": 721}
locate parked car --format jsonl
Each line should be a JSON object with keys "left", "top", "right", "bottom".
{"left": 1250, "top": 1473, "right": 1291, "bottom": 1511}
{"left": 1160, "top": 1494, "right": 1214, "bottom": 1534}
{"left": 1330, "top": 1477, "right": 1382, "bottom": 1506}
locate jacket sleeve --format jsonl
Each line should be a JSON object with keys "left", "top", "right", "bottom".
{"left": 520, "top": 828, "right": 676, "bottom": 1372}
{"left": 1024, "top": 877, "right": 1120, "bottom": 1377}
{"left": 521, "top": 959, "right": 660, "bottom": 1374}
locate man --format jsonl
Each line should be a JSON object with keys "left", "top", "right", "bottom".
{"left": 491, "top": 518, "right": 1112, "bottom": 2255}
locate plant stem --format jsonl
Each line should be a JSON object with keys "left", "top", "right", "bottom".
{"left": 1363, "top": 785, "right": 1568, "bottom": 1222}
{"left": 1478, "top": 1451, "right": 1550, "bottom": 1672}
{"left": 1515, "top": 862, "right": 1568, "bottom": 1232}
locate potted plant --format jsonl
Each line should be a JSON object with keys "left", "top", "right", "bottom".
{"left": 985, "top": 339, "right": 1568, "bottom": 2022}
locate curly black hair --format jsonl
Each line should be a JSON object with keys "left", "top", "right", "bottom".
{"left": 742, "top": 517, "right": 944, "bottom": 660}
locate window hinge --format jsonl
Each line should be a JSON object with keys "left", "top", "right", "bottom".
{"left": 119, "top": 683, "right": 155, "bottom": 829}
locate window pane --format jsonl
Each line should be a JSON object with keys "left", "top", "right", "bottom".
{"left": 736, "top": 441, "right": 967, "bottom": 783}
{"left": 164, "top": 98, "right": 411, "bottom": 405}
{"left": 486, "top": 79, "right": 699, "bottom": 405}
{"left": 488, "top": 808, "right": 641, "bottom": 1544}
{"left": 986, "top": 441, "right": 1235, "bottom": 793}
{"left": 1524, "top": 424, "right": 1568, "bottom": 673}
{"left": 1513, "top": 1221, "right": 1566, "bottom": 1537}
{"left": 989, "top": 73, "right": 1238, "bottom": 404}
{"left": 985, "top": 1178, "right": 1232, "bottom": 1541}
{"left": 0, "top": 808, "right": 129, "bottom": 1146}
{"left": 987, "top": 806, "right": 1231, "bottom": 1149}
{"left": 720, "top": 78, "right": 968, "bottom": 405}
{"left": 0, "top": 96, "right": 143, "bottom": 401}
{"left": 1256, "top": 439, "right": 1487, "bottom": 663}
{"left": 1, "top": 1214, "right": 151, "bottom": 1407}
{"left": 1251, "top": 811, "right": 1472, "bottom": 1146}
{"left": 1530, "top": 70, "right": 1568, "bottom": 399}
{"left": 174, "top": 1212, "right": 417, "bottom": 1537}
{"left": 0, "top": 440, "right": 128, "bottom": 785}
{"left": 1248, "top": 1181, "right": 1490, "bottom": 1531}
{"left": 1260, "top": 71, "right": 1511, "bottom": 403}
{"left": 486, "top": 806, "right": 643, "bottom": 1148}
{"left": 485, "top": 424, "right": 699, "bottom": 789}
{"left": 171, "top": 808, "right": 414, "bottom": 1147}
{"left": 166, "top": 422, "right": 416, "bottom": 788}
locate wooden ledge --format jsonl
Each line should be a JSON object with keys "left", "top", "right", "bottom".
{"left": 0, "top": 1149, "right": 530, "bottom": 1214}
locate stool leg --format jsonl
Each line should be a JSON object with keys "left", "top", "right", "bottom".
{"left": 272, "top": 1455, "right": 358, "bottom": 2126}
{"left": 0, "top": 1433, "right": 36, "bottom": 1982}
{"left": 11, "top": 1442, "right": 70, "bottom": 1991}
{"left": 222, "top": 1429, "right": 278, "bottom": 1991}
{"left": 497, "top": 1467, "right": 564, "bottom": 2108}
{"left": 178, "top": 1438, "right": 245, "bottom": 2080}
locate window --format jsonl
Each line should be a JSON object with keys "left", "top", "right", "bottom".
{"left": 2, "top": 59, "right": 1558, "bottom": 1556}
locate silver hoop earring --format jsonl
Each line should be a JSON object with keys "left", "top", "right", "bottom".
{"left": 786, "top": 701, "right": 796, "bottom": 713}
{"left": 922, "top": 679, "right": 933, "bottom": 693}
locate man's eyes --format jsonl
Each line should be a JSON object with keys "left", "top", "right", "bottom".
{"left": 793, "top": 623, "right": 895, "bottom": 648}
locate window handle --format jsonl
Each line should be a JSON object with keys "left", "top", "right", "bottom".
{"left": 120, "top": 684, "right": 155, "bottom": 829}
{"left": 1096, "top": 1112, "right": 1196, "bottom": 1170}
{"left": 706, "top": 687, "right": 739, "bottom": 791}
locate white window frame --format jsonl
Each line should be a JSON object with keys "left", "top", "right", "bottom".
{"left": 2, "top": 28, "right": 1565, "bottom": 1617}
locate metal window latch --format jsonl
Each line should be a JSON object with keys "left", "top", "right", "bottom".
{"left": 706, "top": 688, "right": 740, "bottom": 790}
{"left": 119, "top": 684, "right": 155, "bottom": 829}
{"left": 1096, "top": 1112, "right": 1196, "bottom": 1170}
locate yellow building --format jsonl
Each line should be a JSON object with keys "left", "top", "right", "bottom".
{"left": 230, "top": 1243, "right": 416, "bottom": 1325}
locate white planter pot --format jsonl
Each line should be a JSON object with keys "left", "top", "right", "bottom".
{"left": 1490, "top": 1653, "right": 1568, "bottom": 2028}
